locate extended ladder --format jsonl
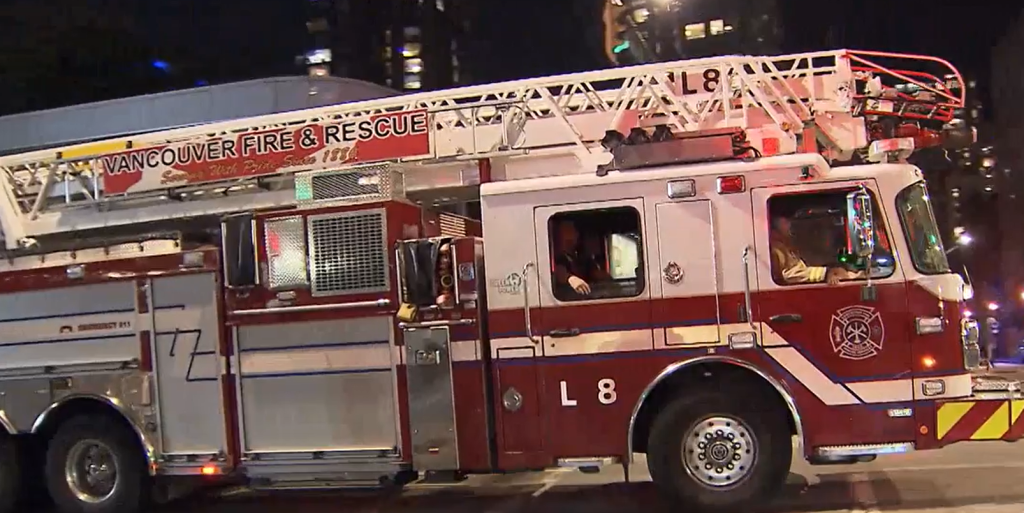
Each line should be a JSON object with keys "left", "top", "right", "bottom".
{"left": 0, "top": 49, "right": 964, "bottom": 250}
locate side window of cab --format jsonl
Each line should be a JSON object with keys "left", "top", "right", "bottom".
{"left": 767, "top": 190, "right": 895, "bottom": 286}
{"left": 547, "top": 206, "right": 646, "bottom": 302}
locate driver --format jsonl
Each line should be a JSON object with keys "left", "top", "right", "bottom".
{"left": 770, "top": 215, "right": 852, "bottom": 285}
{"left": 553, "top": 220, "right": 599, "bottom": 296}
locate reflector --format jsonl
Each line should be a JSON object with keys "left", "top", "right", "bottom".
{"left": 716, "top": 175, "right": 745, "bottom": 194}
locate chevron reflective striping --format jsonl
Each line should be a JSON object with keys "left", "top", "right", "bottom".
{"left": 1003, "top": 400, "right": 1024, "bottom": 441}
{"left": 936, "top": 400, "right": 1024, "bottom": 442}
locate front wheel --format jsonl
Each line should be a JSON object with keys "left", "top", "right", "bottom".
{"left": 647, "top": 390, "right": 792, "bottom": 512}
{"left": 45, "top": 416, "right": 150, "bottom": 513}
{"left": 0, "top": 436, "right": 19, "bottom": 513}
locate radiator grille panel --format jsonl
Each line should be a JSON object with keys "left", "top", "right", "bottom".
{"left": 438, "top": 213, "right": 467, "bottom": 237}
{"left": 307, "top": 210, "right": 388, "bottom": 296}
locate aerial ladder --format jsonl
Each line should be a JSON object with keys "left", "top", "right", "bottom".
{"left": 0, "top": 49, "right": 969, "bottom": 253}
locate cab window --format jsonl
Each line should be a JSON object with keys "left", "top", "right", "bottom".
{"left": 767, "top": 190, "right": 895, "bottom": 286}
{"left": 547, "top": 206, "right": 645, "bottom": 302}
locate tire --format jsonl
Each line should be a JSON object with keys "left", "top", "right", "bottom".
{"left": 647, "top": 389, "right": 792, "bottom": 513}
{"left": 0, "top": 436, "right": 19, "bottom": 513}
{"left": 45, "top": 416, "right": 150, "bottom": 513}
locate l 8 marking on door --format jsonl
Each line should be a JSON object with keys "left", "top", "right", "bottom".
{"left": 560, "top": 379, "right": 617, "bottom": 406}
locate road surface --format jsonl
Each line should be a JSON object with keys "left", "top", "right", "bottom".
{"left": 140, "top": 440, "right": 1024, "bottom": 513}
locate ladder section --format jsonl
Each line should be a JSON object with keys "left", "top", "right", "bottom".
{"left": 0, "top": 49, "right": 964, "bottom": 249}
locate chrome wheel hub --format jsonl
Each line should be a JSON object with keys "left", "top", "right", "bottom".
{"left": 65, "top": 440, "right": 118, "bottom": 503}
{"left": 682, "top": 415, "right": 756, "bottom": 488}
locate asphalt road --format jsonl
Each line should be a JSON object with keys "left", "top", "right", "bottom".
{"left": 144, "top": 440, "right": 1024, "bottom": 513}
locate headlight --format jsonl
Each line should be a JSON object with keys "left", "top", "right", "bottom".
{"left": 961, "top": 318, "right": 981, "bottom": 370}
{"left": 962, "top": 318, "right": 980, "bottom": 345}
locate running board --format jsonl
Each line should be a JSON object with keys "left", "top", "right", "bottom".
{"left": 240, "top": 455, "right": 410, "bottom": 481}
{"left": 813, "top": 442, "right": 914, "bottom": 459}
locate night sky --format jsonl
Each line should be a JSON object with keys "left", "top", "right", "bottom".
{"left": 0, "top": 0, "right": 1020, "bottom": 116}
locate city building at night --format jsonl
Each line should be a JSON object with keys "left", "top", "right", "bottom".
{"left": 302, "top": 0, "right": 472, "bottom": 91}
{"left": 603, "top": 0, "right": 782, "bottom": 65}
{"left": 991, "top": 11, "right": 1024, "bottom": 357}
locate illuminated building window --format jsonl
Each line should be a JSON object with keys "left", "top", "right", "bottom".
{"left": 684, "top": 23, "right": 706, "bottom": 40}
{"left": 305, "top": 48, "right": 332, "bottom": 65}
{"left": 710, "top": 19, "right": 725, "bottom": 35}
{"left": 404, "top": 58, "right": 423, "bottom": 73}
{"left": 404, "top": 76, "right": 422, "bottom": 89}
{"left": 306, "top": 17, "right": 328, "bottom": 33}
{"left": 402, "top": 43, "right": 422, "bottom": 58}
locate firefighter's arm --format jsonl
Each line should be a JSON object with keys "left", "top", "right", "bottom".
{"left": 771, "top": 247, "right": 827, "bottom": 284}
{"left": 554, "top": 260, "right": 571, "bottom": 285}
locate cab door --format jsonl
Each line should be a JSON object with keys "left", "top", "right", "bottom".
{"left": 532, "top": 198, "right": 653, "bottom": 457}
{"left": 750, "top": 182, "right": 916, "bottom": 448}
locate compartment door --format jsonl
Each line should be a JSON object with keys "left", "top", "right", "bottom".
{"left": 150, "top": 273, "right": 230, "bottom": 464}
{"left": 653, "top": 199, "right": 721, "bottom": 346}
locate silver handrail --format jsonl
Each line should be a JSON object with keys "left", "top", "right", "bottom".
{"left": 522, "top": 262, "right": 539, "bottom": 344}
{"left": 741, "top": 246, "right": 754, "bottom": 328}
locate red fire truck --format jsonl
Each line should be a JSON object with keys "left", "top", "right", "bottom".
{"left": 0, "top": 49, "right": 1009, "bottom": 513}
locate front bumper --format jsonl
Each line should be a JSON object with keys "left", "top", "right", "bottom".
{"left": 935, "top": 375, "right": 1024, "bottom": 445}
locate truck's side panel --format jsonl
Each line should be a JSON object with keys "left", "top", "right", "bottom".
{"left": 0, "top": 281, "right": 138, "bottom": 373}
{"left": 233, "top": 316, "right": 398, "bottom": 454}
{"left": 652, "top": 199, "right": 721, "bottom": 346}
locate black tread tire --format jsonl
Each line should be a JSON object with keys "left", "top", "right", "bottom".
{"left": 45, "top": 416, "right": 150, "bottom": 513}
{"left": 0, "top": 436, "right": 19, "bottom": 513}
{"left": 647, "top": 389, "right": 792, "bottom": 513}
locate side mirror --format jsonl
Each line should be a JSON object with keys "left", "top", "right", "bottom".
{"left": 845, "top": 190, "right": 875, "bottom": 259}
{"left": 223, "top": 214, "right": 257, "bottom": 288}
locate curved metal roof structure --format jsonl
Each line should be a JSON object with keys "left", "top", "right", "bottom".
{"left": 0, "top": 76, "right": 399, "bottom": 155}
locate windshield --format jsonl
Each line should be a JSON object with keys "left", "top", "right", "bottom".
{"left": 896, "top": 182, "right": 950, "bottom": 275}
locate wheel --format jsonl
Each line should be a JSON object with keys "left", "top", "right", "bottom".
{"left": 45, "top": 416, "right": 150, "bottom": 513}
{"left": 647, "top": 389, "right": 792, "bottom": 512}
{"left": 0, "top": 436, "right": 19, "bottom": 513}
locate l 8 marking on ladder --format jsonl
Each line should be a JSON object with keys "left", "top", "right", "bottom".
{"left": 677, "top": 68, "right": 722, "bottom": 96}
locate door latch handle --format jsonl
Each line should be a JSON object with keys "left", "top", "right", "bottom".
{"left": 548, "top": 328, "right": 581, "bottom": 338}
{"left": 769, "top": 314, "right": 803, "bottom": 323}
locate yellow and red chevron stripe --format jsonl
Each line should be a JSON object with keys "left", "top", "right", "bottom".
{"left": 936, "top": 399, "right": 1024, "bottom": 442}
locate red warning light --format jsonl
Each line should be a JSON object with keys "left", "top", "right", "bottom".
{"left": 266, "top": 229, "right": 280, "bottom": 255}
{"left": 717, "top": 175, "right": 745, "bottom": 194}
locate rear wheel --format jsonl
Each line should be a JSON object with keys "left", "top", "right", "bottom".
{"left": 647, "top": 390, "right": 792, "bottom": 512}
{"left": 0, "top": 436, "right": 19, "bottom": 513}
{"left": 45, "top": 416, "right": 150, "bottom": 513}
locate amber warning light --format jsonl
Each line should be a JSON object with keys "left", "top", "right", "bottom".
{"left": 717, "top": 175, "right": 745, "bottom": 194}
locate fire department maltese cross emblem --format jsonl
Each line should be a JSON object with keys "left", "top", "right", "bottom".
{"left": 829, "top": 305, "right": 885, "bottom": 360}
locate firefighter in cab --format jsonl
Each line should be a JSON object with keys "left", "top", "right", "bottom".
{"left": 770, "top": 214, "right": 858, "bottom": 285}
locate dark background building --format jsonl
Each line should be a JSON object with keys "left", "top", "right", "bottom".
{"left": 990, "top": 12, "right": 1024, "bottom": 357}
{"left": 302, "top": 0, "right": 474, "bottom": 91}
{"left": 604, "top": 0, "right": 782, "bottom": 64}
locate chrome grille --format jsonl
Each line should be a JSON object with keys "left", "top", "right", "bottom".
{"left": 295, "top": 164, "right": 405, "bottom": 205}
{"left": 307, "top": 209, "right": 388, "bottom": 296}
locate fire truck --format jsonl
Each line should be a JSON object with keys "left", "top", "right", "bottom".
{"left": 0, "top": 49, "right": 1010, "bottom": 513}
